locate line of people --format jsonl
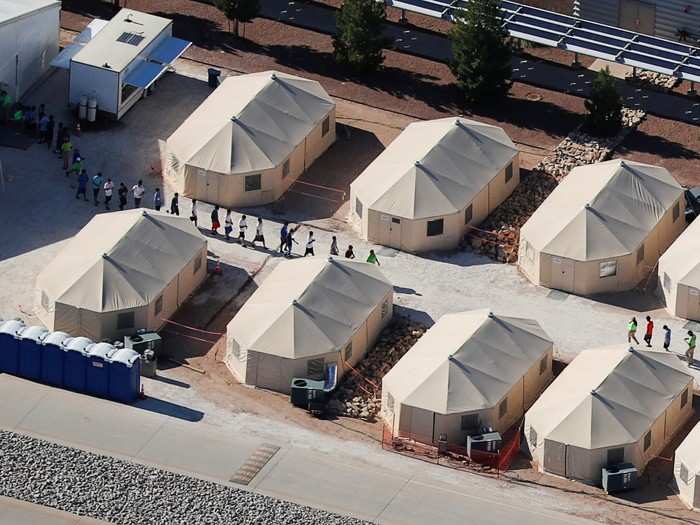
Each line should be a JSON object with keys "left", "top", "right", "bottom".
{"left": 627, "top": 315, "right": 696, "bottom": 366}
{"left": 202, "top": 204, "right": 381, "bottom": 264}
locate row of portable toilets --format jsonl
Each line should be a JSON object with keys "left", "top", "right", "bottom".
{"left": 0, "top": 319, "right": 141, "bottom": 403}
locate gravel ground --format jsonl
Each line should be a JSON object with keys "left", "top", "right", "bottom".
{"left": 0, "top": 431, "right": 374, "bottom": 525}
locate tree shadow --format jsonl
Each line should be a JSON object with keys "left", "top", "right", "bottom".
{"left": 618, "top": 127, "right": 700, "bottom": 162}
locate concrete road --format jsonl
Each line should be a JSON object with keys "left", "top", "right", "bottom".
{"left": 0, "top": 497, "right": 108, "bottom": 525}
{"left": 0, "top": 374, "right": 593, "bottom": 525}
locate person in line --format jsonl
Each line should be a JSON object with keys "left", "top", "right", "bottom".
{"left": 170, "top": 193, "right": 179, "bottom": 216}
{"left": 345, "top": 245, "right": 355, "bottom": 259}
{"left": 103, "top": 178, "right": 114, "bottom": 210}
{"left": 304, "top": 231, "right": 315, "bottom": 257}
{"left": 91, "top": 172, "right": 103, "bottom": 206}
{"left": 253, "top": 217, "right": 266, "bottom": 249}
{"left": 224, "top": 209, "right": 233, "bottom": 241}
{"left": 118, "top": 182, "right": 128, "bottom": 211}
{"left": 685, "top": 330, "right": 696, "bottom": 367}
{"left": 54, "top": 122, "right": 64, "bottom": 154}
{"left": 627, "top": 317, "right": 639, "bottom": 345}
{"left": 663, "top": 325, "right": 671, "bottom": 351}
{"left": 330, "top": 235, "right": 339, "bottom": 256}
{"left": 279, "top": 222, "right": 289, "bottom": 254}
{"left": 285, "top": 226, "right": 298, "bottom": 256}
{"left": 190, "top": 199, "right": 198, "bottom": 226}
{"left": 211, "top": 205, "right": 220, "bottom": 235}
{"left": 75, "top": 170, "right": 89, "bottom": 201}
{"left": 38, "top": 113, "right": 49, "bottom": 144}
{"left": 643, "top": 316, "right": 654, "bottom": 348}
{"left": 45, "top": 115, "right": 55, "bottom": 150}
{"left": 238, "top": 215, "right": 248, "bottom": 247}
{"left": 132, "top": 180, "right": 145, "bottom": 208}
{"left": 367, "top": 249, "right": 380, "bottom": 266}
{"left": 153, "top": 188, "right": 162, "bottom": 211}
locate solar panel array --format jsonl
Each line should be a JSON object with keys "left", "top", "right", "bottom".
{"left": 385, "top": 0, "right": 700, "bottom": 83}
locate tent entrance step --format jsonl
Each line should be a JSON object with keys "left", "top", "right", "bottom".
{"left": 229, "top": 443, "right": 280, "bottom": 485}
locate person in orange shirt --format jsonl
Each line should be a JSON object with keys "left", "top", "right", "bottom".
{"left": 643, "top": 316, "right": 654, "bottom": 348}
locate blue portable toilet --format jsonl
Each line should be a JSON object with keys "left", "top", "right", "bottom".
{"left": 108, "top": 348, "right": 141, "bottom": 403}
{"left": 0, "top": 320, "right": 25, "bottom": 374}
{"left": 18, "top": 326, "right": 49, "bottom": 381}
{"left": 41, "top": 331, "right": 70, "bottom": 387}
{"left": 62, "top": 337, "right": 93, "bottom": 393}
{"left": 86, "top": 342, "right": 116, "bottom": 398}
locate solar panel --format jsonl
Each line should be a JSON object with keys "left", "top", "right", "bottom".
{"left": 385, "top": 0, "right": 700, "bottom": 85}
{"left": 116, "top": 32, "right": 145, "bottom": 46}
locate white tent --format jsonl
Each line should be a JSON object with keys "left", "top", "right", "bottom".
{"left": 381, "top": 309, "right": 553, "bottom": 444}
{"left": 35, "top": 210, "right": 207, "bottom": 341}
{"left": 0, "top": 0, "right": 60, "bottom": 100}
{"left": 350, "top": 117, "right": 519, "bottom": 252}
{"left": 659, "top": 217, "right": 700, "bottom": 321}
{"left": 674, "top": 421, "right": 700, "bottom": 510}
{"left": 525, "top": 345, "right": 693, "bottom": 484}
{"left": 166, "top": 70, "right": 336, "bottom": 208}
{"left": 225, "top": 257, "right": 393, "bottom": 393}
{"left": 519, "top": 159, "right": 685, "bottom": 295}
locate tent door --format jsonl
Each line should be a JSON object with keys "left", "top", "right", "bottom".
{"left": 543, "top": 439, "right": 567, "bottom": 477}
{"left": 551, "top": 257, "right": 574, "bottom": 293}
{"left": 206, "top": 172, "right": 219, "bottom": 203}
{"left": 688, "top": 288, "right": 700, "bottom": 320}
{"left": 380, "top": 215, "right": 401, "bottom": 248}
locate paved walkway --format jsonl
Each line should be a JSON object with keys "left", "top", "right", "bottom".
{"left": 259, "top": 0, "right": 700, "bottom": 125}
{"left": 0, "top": 374, "right": 594, "bottom": 525}
{"left": 0, "top": 497, "right": 108, "bottom": 525}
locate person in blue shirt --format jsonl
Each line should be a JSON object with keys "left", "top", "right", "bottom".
{"left": 91, "top": 172, "right": 103, "bottom": 206}
{"left": 76, "top": 170, "right": 89, "bottom": 201}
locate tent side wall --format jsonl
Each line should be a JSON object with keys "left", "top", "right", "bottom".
{"left": 517, "top": 236, "right": 543, "bottom": 286}
{"left": 523, "top": 347, "right": 554, "bottom": 410}
{"left": 487, "top": 154, "right": 520, "bottom": 213}
{"left": 243, "top": 349, "right": 340, "bottom": 394}
{"left": 303, "top": 106, "right": 336, "bottom": 166}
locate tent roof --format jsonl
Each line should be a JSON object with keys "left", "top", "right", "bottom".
{"left": 0, "top": 0, "right": 59, "bottom": 26}
{"left": 526, "top": 345, "right": 691, "bottom": 450}
{"left": 350, "top": 117, "right": 518, "bottom": 220}
{"left": 659, "top": 216, "right": 700, "bottom": 289}
{"left": 228, "top": 258, "right": 392, "bottom": 359}
{"left": 382, "top": 309, "right": 552, "bottom": 414}
{"left": 521, "top": 160, "right": 683, "bottom": 261}
{"left": 675, "top": 421, "right": 700, "bottom": 474}
{"left": 36, "top": 210, "right": 206, "bottom": 313}
{"left": 167, "top": 71, "right": 334, "bottom": 176}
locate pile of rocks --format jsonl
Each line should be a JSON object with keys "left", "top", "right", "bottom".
{"left": 626, "top": 70, "right": 679, "bottom": 91}
{"left": 0, "top": 431, "right": 374, "bottom": 525}
{"left": 333, "top": 317, "right": 426, "bottom": 421}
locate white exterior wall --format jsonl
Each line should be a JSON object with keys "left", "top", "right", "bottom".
{"left": 0, "top": 3, "right": 60, "bottom": 100}
{"left": 70, "top": 62, "right": 119, "bottom": 114}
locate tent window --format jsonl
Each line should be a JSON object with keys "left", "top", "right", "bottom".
{"left": 464, "top": 204, "right": 473, "bottom": 225}
{"left": 607, "top": 447, "right": 624, "bottom": 465}
{"left": 499, "top": 398, "right": 508, "bottom": 418}
{"left": 681, "top": 388, "right": 689, "bottom": 408}
{"left": 381, "top": 300, "right": 390, "bottom": 319}
{"left": 505, "top": 163, "right": 514, "bottom": 183}
{"left": 282, "top": 159, "right": 290, "bottom": 179}
{"left": 194, "top": 253, "right": 202, "bottom": 274}
{"left": 344, "top": 342, "right": 353, "bottom": 362}
{"left": 539, "top": 355, "right": 548, "bottom": 375}
{"left": 461, "top": 414, "right": 479, "bottom": 431}
{"left": 392, "top": 217, "right": 401, "bottom": 224}
{"left": 41, "top": 291, "right": 49, "bottom": 310}
{"left": 322, "top": 116, "right": 330, "bottom": 137}
{"left": 636, "top": 244, "right": 645, "bottom": 265}
{"left": 386, "top": 392, "right": 395, "bottom": 413}
{"left": 307, "top": 358, "right": 324, "bottom": 380}
{"left": 673, "top": 201, "right": 680, "bottom": 222}
{"left": 355, "top": 198, "right": 363, "bottom": 218}
{"left": 117, "top": 312, "right": 135, "bottom": 330}
{"left": 525, "top": 241, "right": 534, "bottom": 262}
{"left": 643, "top": 430, "right": 652, "bottom": 451}
{"left": 680, "top": 463, "right": 690, "bottom": 484}
{"left": 245, "top": 174, "right": 261, "bottom": 192}
{"left": 427, "top": 219, "right": 444, "bottom": 237}
{"left": 599, "top": 261, "right": 617, "bottom": 278}
{"left": 155, "top": 295, "right": 163, "bottom": 315}
{"left": 529, "top": 427, "right": 538, "bottom": 447}
{"left": 663, "top": 272, "right": 671, "bottom": 291}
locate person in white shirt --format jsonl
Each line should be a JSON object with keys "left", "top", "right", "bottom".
{"left": 103, "top": 178, "right": 114, "bottom": 210}
{"left": 304, "top": 231, "right": 315, "bottom": 257}
{"left": 253, "top": 217, "right": 266, "bottom": 249}
{"left": 131, "top": 180, "right": 145, "bottom": 208}
{"left": 238, "top": 215, "right": 248, "bottom": 247}
{"left": 190, "top": 199, "right": 198, "bottom": 226}
{"left": 224, "top": 209, "right": 233, "bottom": 240}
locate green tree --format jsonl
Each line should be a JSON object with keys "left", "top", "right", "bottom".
{"left": 584, "top": 67, "right": 623, "bottom": 136}
{"left": 333, "top": 0, "right": 389, "bottom": 74}
{"left": 215, "top": 0, "right": 260, "bottom": 37}
{"left": 449, "top": 0, "right": 512, "bottom": 103}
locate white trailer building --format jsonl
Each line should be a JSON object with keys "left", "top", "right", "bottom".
{"left": 51, "top": 8, "right": 190, "bottom": 120}
{"left": 0, "top": 0, "right": 60, "bottom": 101}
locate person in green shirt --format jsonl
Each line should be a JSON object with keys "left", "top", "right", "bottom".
{"left": 66, "top": 156, "right": 83, "bottom": 179}
{"left": 0, "top": 90, "right": 12, "bottom": 122}
{"left": 685, "top": 330, "right": 696, "bottom": 367}
{"left": 627, "top": 317, "right": 639, "bottom": 345}
{"left": 366, "top": 249, "right": 380, "bottom": 266}
{"left": 61, "top": 140, "right": 73, "bottom": 170}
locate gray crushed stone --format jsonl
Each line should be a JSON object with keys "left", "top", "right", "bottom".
{"left": 0, "top": 430, "right": 374, "bottom": 525}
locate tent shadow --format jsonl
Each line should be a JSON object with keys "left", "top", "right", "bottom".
{"left": 392, "top": 304, "right": 434, "bottom": 327}
{"left": 132, "top": 395, "right": 204, "bottom": 422}
{"left": 587, "top": 288, "right": 666, "bottom": 313}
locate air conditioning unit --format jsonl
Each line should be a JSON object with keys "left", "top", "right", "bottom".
{"left": 124, "top": 332, "right": 162, "bottom": 356}
{"left": 467, "top": 432, "right": 502, "bottom": 457}
{"left": 290, "top": 377, "right": 325, "bottom": 408}
{"left": 601, "top": 463, "right": 638, "bottom": 493}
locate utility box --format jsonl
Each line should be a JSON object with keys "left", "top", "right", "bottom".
{"left": 467, "top": 432, "right": 502, "bottom": 457}
{"left": 125, "top": 332, "right": 163, "bottom": 357}
{"left": 290, "top": 378, "right": 325, "bottom": 408}
{"left": 602, "top": 463, "right": 639, "bottom": 493}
